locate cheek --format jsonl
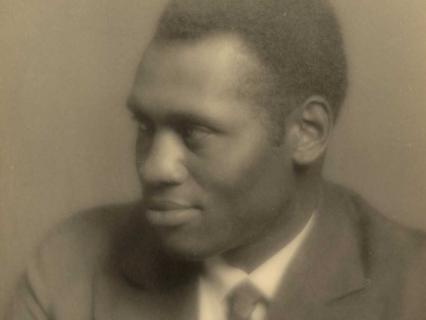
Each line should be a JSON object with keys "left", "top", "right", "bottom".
{"left": 189, "top": 150, "right": 293, "bottom": 253}
{"left": 191, "top": 137, "right": 292, "bottom": 212}
{"left": 194, "top": 128, "right": 272, "bottom": 186}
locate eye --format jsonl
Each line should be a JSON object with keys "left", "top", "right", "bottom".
{"left": 137, "top": 120, "right": 150, "bottom": 133}
{"left": 135, "top": 119, "right": 154, "bottom": 152}
{"left": 177, "top": 124, "right": 212, "bottom": 147}
{"left": 132, "top": 115, "right": 154, "bottom": 136}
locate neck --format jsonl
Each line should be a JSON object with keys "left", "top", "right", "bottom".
{"left": 223, "top": 177, "right": 323, "bottom": 273}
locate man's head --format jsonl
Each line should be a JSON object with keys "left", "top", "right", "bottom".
{"left": 127, "top": 0, "right": 347, "bottom": 263}
{"left": 153, "top": 0, "right": 348, "bottom": 125}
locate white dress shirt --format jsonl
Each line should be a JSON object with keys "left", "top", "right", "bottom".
{"left": 198, "top": 214, "right": 316, "bottom": 320}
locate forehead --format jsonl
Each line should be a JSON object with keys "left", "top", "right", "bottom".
{"left": 130, "top": 34, "right": 266, "bottom": 109}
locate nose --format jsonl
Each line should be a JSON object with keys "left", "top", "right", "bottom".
{"left": 138, "top": 130, "right": 188, "bottom": 187}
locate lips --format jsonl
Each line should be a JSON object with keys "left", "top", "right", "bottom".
{"left": 147, "top": 200, "right": 193, "bottom": 211}
{"left": 145, "top": 200, "right": 201, "bottom": 227}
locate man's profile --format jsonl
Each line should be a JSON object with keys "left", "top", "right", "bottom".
{"left": 6, "top": 0, "right": 426, "bottom": 319}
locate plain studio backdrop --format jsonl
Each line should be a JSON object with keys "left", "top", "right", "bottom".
{"left": 1, "top": 0, "right": 425, "bottom": 313}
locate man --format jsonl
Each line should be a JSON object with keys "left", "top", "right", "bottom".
{"left": 6, "top": 0, "right": 426, "bottom": 319}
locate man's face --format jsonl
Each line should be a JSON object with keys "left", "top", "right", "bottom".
{"left": 128, "top": 34, "right": 296, "bottom": 260}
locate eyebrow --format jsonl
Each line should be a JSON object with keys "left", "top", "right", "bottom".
{"left": 126, "top": 98, "right": 224, "bottom": 131}
{"left": 126, "top": 99, "right": 149, "bottom": 122}
{"left": 126, "top": 97, "right": 142, "bottom": 115}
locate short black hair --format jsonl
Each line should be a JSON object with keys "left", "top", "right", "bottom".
{"left": 152, "top": 0, "right": 348, "bottom": 122}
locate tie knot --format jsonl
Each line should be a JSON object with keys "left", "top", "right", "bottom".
{"left": 227, "top": 280, "right": 264, "bottom": 320}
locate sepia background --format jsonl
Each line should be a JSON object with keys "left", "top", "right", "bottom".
{"left": 1, "top": 0, "right": 426, "bottom": 313}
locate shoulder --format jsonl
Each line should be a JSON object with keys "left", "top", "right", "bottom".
{"left": 38, "top": 202, "right": 139, "bottom": 268}
{"left": 330, "top": 183, "right": 426, "bottom": 289}
{"left": 7, "top": 202, "right": 143, "bottom": 319}
{"left": 340, "top": 185, "right": 426, "bottom": 257}
{"left": 342, "top": 185, "right": 426, "bottom": 316}
{"left": 24, "top": 203, "right": 140, "bottom": 308}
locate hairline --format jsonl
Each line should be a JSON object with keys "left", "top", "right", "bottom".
{"left": 148, "top": 32, "right": 299, "bottom": 139}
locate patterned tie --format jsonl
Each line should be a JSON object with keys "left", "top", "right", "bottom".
{"left": 226, "top": 280, "right": 264, "bottom": 320}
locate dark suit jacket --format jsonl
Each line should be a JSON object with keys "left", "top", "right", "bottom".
{"left": 6, "top": 183, "right": 426, "bottom": 320}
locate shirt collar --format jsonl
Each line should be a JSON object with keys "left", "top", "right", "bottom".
{"left": 202, "top": 213, "right": 316, "bottom": 301}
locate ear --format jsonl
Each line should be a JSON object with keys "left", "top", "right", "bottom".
{"left": 288, "top": 96, "right": 334, "bottom": 166}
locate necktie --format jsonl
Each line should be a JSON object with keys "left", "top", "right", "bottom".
{"left": 226, "top": 280, "right": 264, "bottom": 320}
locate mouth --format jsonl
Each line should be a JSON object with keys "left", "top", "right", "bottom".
{"left": 145, "top": 200, "right": 201, "bottom": 227}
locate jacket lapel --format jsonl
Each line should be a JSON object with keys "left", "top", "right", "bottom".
{"left": 267, "top": 184, "right": 375, "bottom": 320}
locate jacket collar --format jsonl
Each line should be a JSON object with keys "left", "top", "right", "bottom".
{"left": 267, "top": 183, "right": 371, "bottom": 320}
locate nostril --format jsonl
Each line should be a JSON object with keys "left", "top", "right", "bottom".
{"left": 141, "top": 161, "right": 188, "bottom": 186}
